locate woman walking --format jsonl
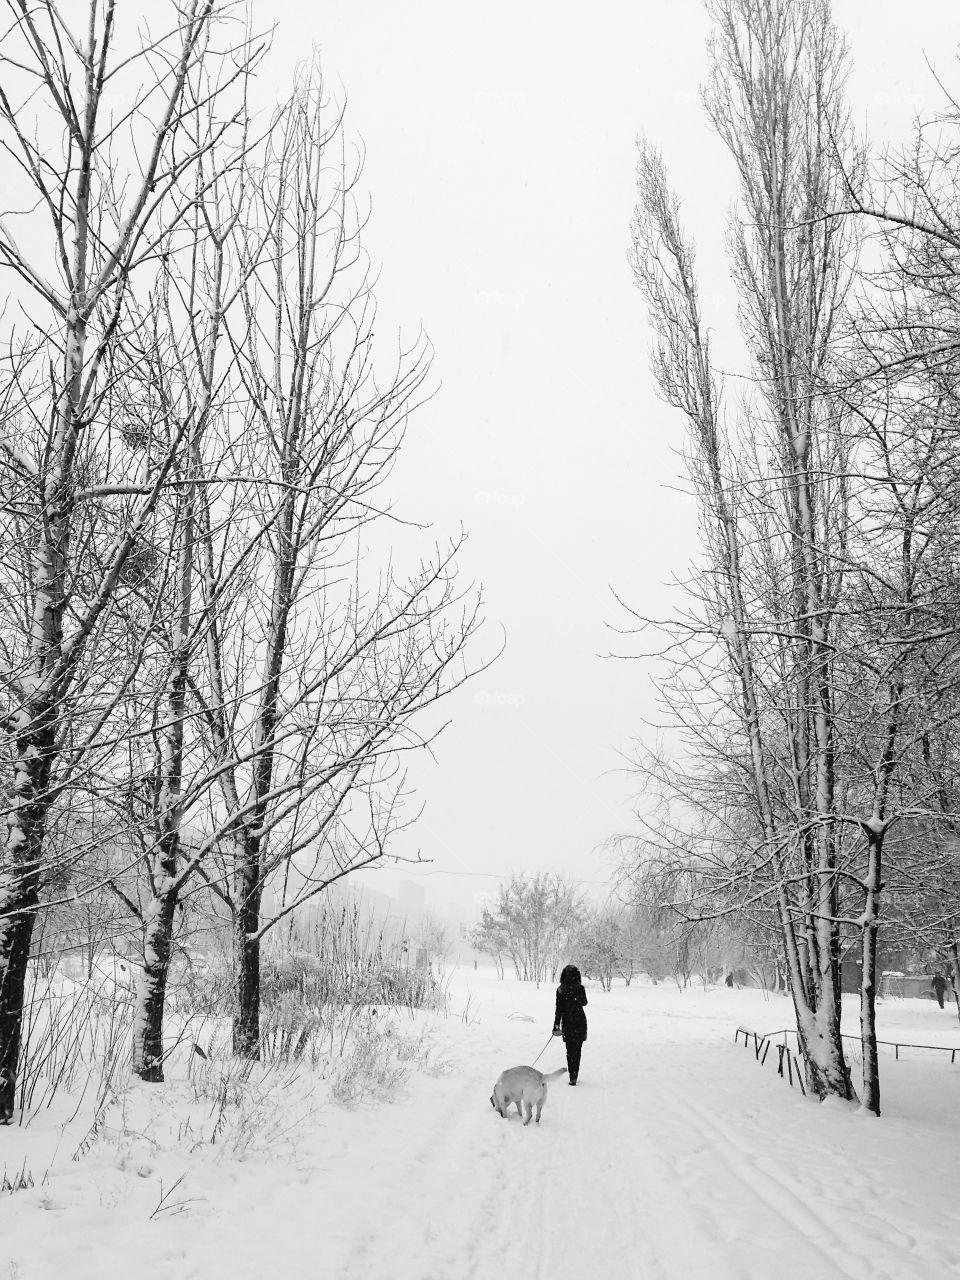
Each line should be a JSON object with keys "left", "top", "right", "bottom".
{"left": 552, "top": 963, "right": 588, "bottom": 1085}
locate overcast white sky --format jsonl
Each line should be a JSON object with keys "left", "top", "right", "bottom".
{"left": 256, "top": 1, "right": 958, "bottom": 915}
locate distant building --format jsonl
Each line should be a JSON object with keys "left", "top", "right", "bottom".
{"left": 879, "top": 972, "right": 938, "bottom": 1000}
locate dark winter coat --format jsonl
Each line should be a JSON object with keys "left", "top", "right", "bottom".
{"left": 553, "top": 973, "right": 588, "bottom": 1043}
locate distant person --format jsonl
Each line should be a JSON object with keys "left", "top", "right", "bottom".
{"left": 552, "top": 963, "right": 588, "bottom": 1085}
{"left": 932, "top": 971, "right": 947, "bottom": 1009}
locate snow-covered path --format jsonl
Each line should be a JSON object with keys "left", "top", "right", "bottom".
{"left": 321, "top": 976, "right": 960, "bottom": 1280}
{"left": 5, "top": 973, "right": 960, "bottom": 1279}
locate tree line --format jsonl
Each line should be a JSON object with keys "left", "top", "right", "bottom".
{"left": 470, "top": 872, "right": 757, "bottom": 991}
{"left": 625, "top": 0, "right": 960, "bottom": 1114}
{"left": 0, "top": 1, "right": 480, "bottom": 1122}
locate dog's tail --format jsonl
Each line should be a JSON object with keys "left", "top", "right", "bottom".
{"left": 543, "top": 1068, "right": 567, "bottom": 1083}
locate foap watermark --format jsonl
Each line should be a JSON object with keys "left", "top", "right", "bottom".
{"left": 474, "top": 288, "right": 526, "bottom": 309}
{"left": 474, "top": 88, "right": 528, "bottom": 110}
{"left": 473, "top": 689, "right": 526, "bottom": 709}
{"left": 473, "top": 490, "right": 525, "bottom": 509}
{"left": 872, "top": 90, "right": 930, "bottom": 111}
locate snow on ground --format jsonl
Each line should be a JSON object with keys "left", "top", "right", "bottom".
{"left": 3, "top": 970, "right": 960, "bottom": 1280}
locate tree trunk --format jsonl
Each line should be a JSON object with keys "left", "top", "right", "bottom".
{"left": 233, "top": 856, "right": 262, "bottom": 1059}
{"left": 0, "top": 892, "right": 37, "bottom": 1123}
{"left": 0, "top": 713, "right": 55, "bottom": 1122}
{"left": 132, "top": 891, "right": 178, "bottom": 1082}
{"left": 792, "top": 1007, "right": 854, "bottom": 1101}
{"left": 859, "top": 944, "right": 880, "bottom": 1115}
{"left": 781, "top": 883, "right": 856, "bottom": 1103}
{"left": 858, "top": 824, "right": 883, "bottom": 1115}
{"left": 132, "top": 462, "right": 196, "bottom": 1082}
{"left": 947, "top": 940, "right": 960, "bottom": 1025}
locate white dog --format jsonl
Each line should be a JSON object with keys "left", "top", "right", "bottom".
{"left": 489, "top": 1065, "right": 567, "bottom": 1125}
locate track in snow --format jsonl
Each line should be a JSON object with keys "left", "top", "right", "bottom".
{"left": 326, "top": 981, "right": 960, "bottom": 1280}
{"left": 9, "top": 976, "right": 959, "bottom": 1280}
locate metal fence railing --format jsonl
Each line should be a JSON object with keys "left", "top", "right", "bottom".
{"left": 734, "top": 1024, "right": 960, "bottom": 1096}
{"left": 734, "top": 1027, "right": 806, "bottom": 1094}
{"left": 836, "top": 1031, "right": 960, "bottom": 1063}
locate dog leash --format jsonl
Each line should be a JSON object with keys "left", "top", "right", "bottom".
{"left": 531, "top": 1034, "right": 555, "bottom": 1067}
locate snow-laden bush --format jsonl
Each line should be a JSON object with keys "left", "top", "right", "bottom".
{"left": 166, "top": 902, "right": 448, "bottom": 1032}
{"left": 258, "top": 904, "right": 447, "bottom": 1016}
{"left": 9, "top": 896, "right": 449, "bottom": 1143}
{"left": 328, "top": 1009, "right": 450, "bottom": 1108}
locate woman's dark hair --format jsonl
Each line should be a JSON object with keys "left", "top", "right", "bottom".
{"left": 559, "top": 964, "right": 581, "bottom": 985}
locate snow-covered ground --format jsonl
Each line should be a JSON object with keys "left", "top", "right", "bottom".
{"left": 3, "top": 969, "right": 960, "bottom": 1279}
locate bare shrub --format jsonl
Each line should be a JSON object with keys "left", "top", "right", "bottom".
{"left": 1, "top": 1161, "right": 34, "bottom": 1193}
{"left": 15, "top": 967, "right": 133, "bottom": 1126}
{"left": 328, "top": 1008, "right": 452, "bottom": 1108}
{"left": 328, "top": 1010, "right": 410, "bottom": 1107}
{"left": 259, "top": 903, "right": 448, "bottom": 1018}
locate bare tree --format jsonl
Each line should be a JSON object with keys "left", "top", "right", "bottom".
{"left": 417, "top": 911, "right": 451, "bottom": 966}
{"left": 77, "top": 69, "right": 267, "bottom": 1081}
{"left": 178, "top": 68, "right": 482, "bottom": 1058}
{"left": 0, "top": 0, "right": 264, "bottom": 1120}
{"left": 574, "top": 906, "right": 634, "bottom": 992}
{"left": 626, "top": 0, "right": 960, "bottom": 1117}
{"left": 627, "top": 0, "right": 864, "bottom": 1102}
{"left": 79, "top": 63, "right": 482, "bottom": 1076}
{"left": 472, "top": 874, "right": 583, "bottom": 984}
